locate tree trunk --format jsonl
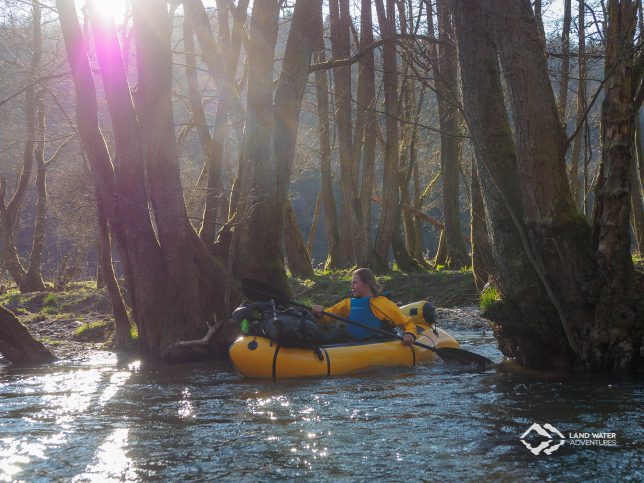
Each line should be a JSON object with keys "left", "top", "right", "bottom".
{"left": 353, "top": 0, "right": 377, "bottom": 267}
{"left": 183, "top": 0, "right": 249, "bottom": 244}
{"left": 491, "top": 0, "right": 601, "bottom": 367}
{"left": 0, "top": 305, "right": 55, "bottom": 365}
{"left": 329, "top": 0, "right": 359, "bottom": 266}
{"left": 470, "top": 163, "right": 493, "bottom": 290}
{"left": 590, "top": 0, "right": 643, "bottom": 370}
{"left": 306, "top": 190, "right": 322, "bottom": 255}
{"left": 432, "top": 0, "right": 469, "bottom": 269}
{"left": 570, "top": 0, "right": 587, "bottom": 207}
{"left": 312, "top": 35, "right": 342, "bottom": 269}
{"left": 284, "top": 198, "right": 314, "bottom": 278}
{"left": 59, "top": 0, "right": 230, "bottom": 362}
{"left": 23, "top": 93, "right": 47, "bottom": 292}
{"left": 373, "top": 0, "right": 401, "bottom": 268}
{"left": 453, "top": 0, "right": 576, "bottom": 368}
{"left": 133, "top": 0, "right": 229, "bottom": 356}
{"left": 533, "top": 0, "right": 545, "bottom": 39}
{"left": 454, "top": 0, "right": 643, "bottom": 371}
{"left": 632, "top": 117, "right": 644, "bottom": 253}
{"left": 97, "top": 203, "right": 131, "bottom": 350}
{"left": 0, "top": 0, "right": 46, "bottom": 293}
{"left": 237, "top": 0, "right": 321, "bottom": 292}
{"left": 557, "top": 0, "right": 571, "bottom": 122}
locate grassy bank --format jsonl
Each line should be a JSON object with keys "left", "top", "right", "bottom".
{"left": 288, "top": 269, "right": 478, "bottom": 308}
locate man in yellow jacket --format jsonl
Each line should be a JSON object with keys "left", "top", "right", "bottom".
{"left": 312, "top": 268, "right": 417, "bottom": 345}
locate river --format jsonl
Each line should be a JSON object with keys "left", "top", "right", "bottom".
{"left": 1, "top": 307, "right": 641, "bottom": 481}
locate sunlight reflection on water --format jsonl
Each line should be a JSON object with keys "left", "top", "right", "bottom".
{"left": 71, "top": 428, "right": 135, "bottom": 482}
{"left": 0, "top": 317, "right": 641, "bottom": 481}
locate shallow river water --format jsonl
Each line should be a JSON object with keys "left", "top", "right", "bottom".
{"left": 1, "top": 308, "right": 642, "bottom": 481}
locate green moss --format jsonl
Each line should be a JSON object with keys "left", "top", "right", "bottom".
{"left": 287, "top": 268, "right": 477, "bottom": 307}
{"left": 43, "top": 293, "right": 59, "bottom": 307}
{"left": 633, "top": 252, "right": 643, "bottom": 269}
{"left": 74, "top": 320, "right": 112, "bottom": 342}
{"left": 40, "top": 305, "right": 59, "bottom": 315}
{"left": 479, "top": 286, "right": 501, "bottom": 312}
{"left": 130, "top": 325, "right": 139, "bottom": 341}
{"left": 39, "top": 337, "right": 63, "bottom": 346}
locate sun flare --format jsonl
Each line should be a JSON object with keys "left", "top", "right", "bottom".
{"left": 88, "top": 0, "right": 128, "bottom": 23}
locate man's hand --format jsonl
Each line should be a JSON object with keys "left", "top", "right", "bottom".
{"left": 312, "top": 305, "right": 324, "bottom": 317}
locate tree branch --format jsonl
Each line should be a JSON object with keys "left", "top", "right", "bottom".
{"left": 309, "top": 34, "right": 440, "bottom": 73}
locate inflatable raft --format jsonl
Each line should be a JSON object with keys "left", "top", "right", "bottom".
{"left": 229, "top": 301, "right": 460, "bottom": 380}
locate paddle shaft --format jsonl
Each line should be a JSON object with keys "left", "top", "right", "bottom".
{"left": 240, "top": 278, "right": 493, "bottom": 367}
{"left": 280, "top": 297, "right": 442, "bottom": 355}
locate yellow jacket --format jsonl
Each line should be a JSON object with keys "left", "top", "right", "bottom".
{"left": 321, "top": 296, "right": 417, "bottom": 338}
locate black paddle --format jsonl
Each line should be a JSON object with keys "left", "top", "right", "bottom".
{"left": 241, "top": 278, "right": 493, "bottom": 369}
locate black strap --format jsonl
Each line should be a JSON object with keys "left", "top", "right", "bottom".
{"left": 322, "top": 347, "right": 331, "bottom": 376}
{"left": 272, "top": 345, "right": 280, "bottom": 382}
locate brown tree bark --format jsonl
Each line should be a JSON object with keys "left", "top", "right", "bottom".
{"left": 0, "top": 0, "right": 46, "bottom": 293}
{"left": 431, "top": 0, "right": 469, "bottom": 269}
{"left": 96, "top": 203, "right": 131, "bottom": 350}
{"left": 306, "top": 190, "right": 322, "bottom": 255}
{"left": 453, "top": 0, "right": 576, "bottom": 368}
{"left": 557, "top": 0, "right": 572, "bottom": 122}
{"left": 353, "top": 0, "right": 377, "bottom": 267}
{"left": 373, "top": 0, "right": 401, "bottom": 269}
{"left": 183, "top": 0, "right": 249, "bottom": 244}
{"left": 329, "top": 0, "right": 359, "bottom": 266}
{"left": 284, "top": 198, "right": 314, "bottom": 278}
{"left": 59, "top": 0, "right": 229, "bottom": 362}
{"left": 0, "top": 305, "right": 55, "bottom": 365}
{"left": 236, "top": 0, "right": 321, "bottom": 292}
{"left": 590, "top": 0, "right": 643, "bottom": 370}
{"left": 23, "top": 93, "right": 47, "bottom": 291}
{"left": 570, "top": 0, "right": 587, "bottom": 207}
{"left": 632, "top": 117, "right": 644, "bottom": 253}
{"left": 470, "top": 163, "right": 493, "bottom": 290}
{"left": 453, "top": 0, "right": 643, "bottom": 371}
{"left": 312, "top": 33, "right": 342, "bottom": 270}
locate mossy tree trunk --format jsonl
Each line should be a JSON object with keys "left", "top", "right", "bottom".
{"left": 432, "top": 0, "right": 469, "bottom": 270}
{"left": 58, "top": 0, "right": 230, "bottom": 362}
{"left": 235, "top": 0, "right": 322, "bottom": 293}
{"left": 0, "top": 0, "right": 46, "bottom": 294}
{"left": 569, "top": 0, "right": 587, "bottom": 207}
{"left": 453, "top": 0, "right": 643, "bottom": 371}
{"left": 0, "top": 305, "right": 55, "bottom": 365}
{"left": 470, "top": 164, "right": 493, "bottom": 290}
{"left": 632, "top": 120, "right": 644, "bottom": 253}
{"left": 284, "top": 199, "right": 314, "bottom": 278}
{"left": 315, "top": 20, "right": 342, "bottom": 269}
{"left": 373, "top": 0, "right": 401, "bottom": 269}
{"left": 312, "top": 27, "right": 342, "bottom": 270}
{"left": 96, "top": 203, "right": 131, "bottom": 350}
{"left": 328, "top": 0, "right": 362, "bottom": 267}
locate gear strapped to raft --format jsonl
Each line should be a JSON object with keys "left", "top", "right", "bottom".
{"left": 232, "top": 300, "right": 322, "bottom": 350}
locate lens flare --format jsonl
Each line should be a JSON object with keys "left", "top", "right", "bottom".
{"left": 88, "top": 0, "right": 128, "bottom": 23}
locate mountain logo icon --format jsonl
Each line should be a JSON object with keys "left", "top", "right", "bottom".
{"left": 520, "top": 423, "right": 566, "bottom": 455}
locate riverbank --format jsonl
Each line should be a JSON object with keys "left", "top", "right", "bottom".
{"left": 0, "top": 270, "right": 482, "bottom": 363}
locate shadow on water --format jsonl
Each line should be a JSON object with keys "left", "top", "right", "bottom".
{"left": 0, "top": 314, "right": 642, "bottom": 481}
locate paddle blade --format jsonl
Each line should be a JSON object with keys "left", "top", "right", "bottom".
{"left": 241, "top": 278, "right": 289, "bottom": 303}
{"left": 436, "top": 347, "right": 493, "bottom": 369}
